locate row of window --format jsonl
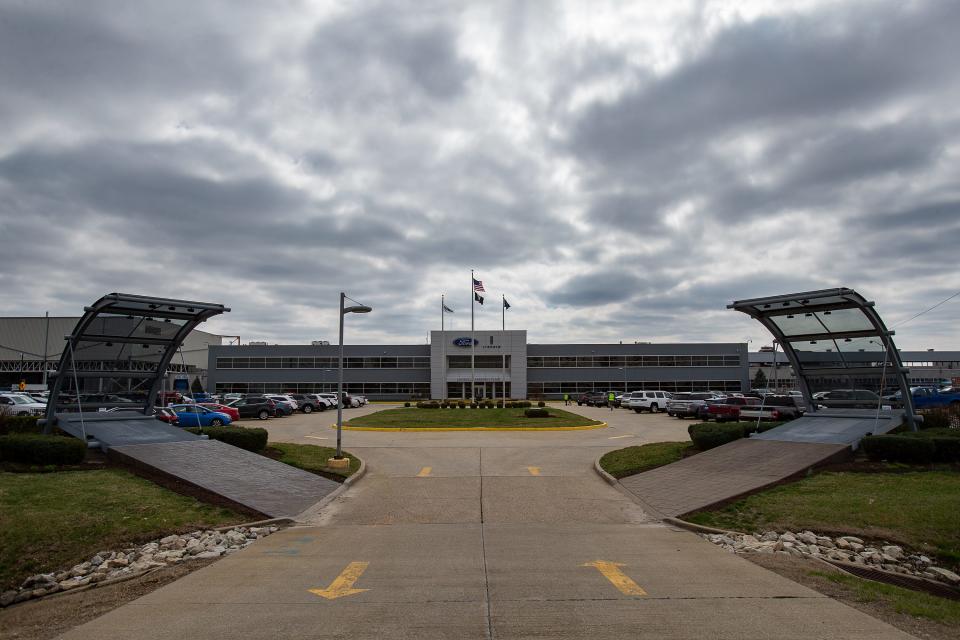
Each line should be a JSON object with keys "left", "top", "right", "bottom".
{"left": 526, "top": 355, "right": 741, "bottom": 368}
{"left": 446, "top": 355, "right": 511, "bottom": 369}
{"left": 214, "top": 382, "right": 432, "bottom": 396}
{"left": 216, "top": 357, "right": 431, "bottom": 369}
{"left": 527, "top": 380, "right": 744, "bottom": 394}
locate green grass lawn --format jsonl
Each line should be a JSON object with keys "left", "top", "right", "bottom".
{"left": 344, "top": 407, "right": 602, "bottom": 429}
{"left": 267, "top": 443, "right": 361, "bottom": 479}
{"left": 0, "top": 469, "right": 244, "bottom": 591}
{"left": 599, "top": 442, "right": 694, "bottom": 478}
{"left": 811, "top": 570, "right": 960, "bottom": 626}
{"left": 686, "top": 469, "right": 960, "bottom": 565}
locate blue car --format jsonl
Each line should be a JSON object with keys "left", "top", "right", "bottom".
{"left": 169, "top": 404, "right": 232, "bottom": 427}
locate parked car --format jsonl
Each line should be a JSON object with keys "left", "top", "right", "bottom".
{"left": 199, "top": 403, "right": 241, "bottom": 422}
{"left": 704, "top": 396, "right": 761, "bottom": 422}
{"left": 0, "top": 393, "right": 46, "bottom": 416}
{"left": 886, "top": 386, "right": 960, "bottom": 410}
{"left": 625, "top": 390, "right": 673, "bottom": 413}
{"left": 666, "top": 392, "right": 719, "bottom": 418}
{"left": 353, "top": 395, "right": 369, "bottom": 406}
{"left": 154, "top": 407, "right": 179, "bottom": 425}
{"left": 265, "top": 395, "right": 296, "bottom": 416}
{"left": 316, "top": 392, "right": 359, "bottom": 408}
{"left": 814, "top": 389, "right": 880, "bottom": 409}
{"left": 740, "top": 396, "right": 803, "bottom": 422}
{"left": 169, "top": 404, "right": 232, "bottom": 427}
{"left": 305, "top": 394, "right": 336, "bottom": 410}
{"left": 226, "top": 396, "right": 276, "bottom": 420}
{"left": 269, "top": 394, "right": 300, "bottom": 410}
{"left": 288, "top": 394, "right": 323, "bottom": 413}
{"left": 577, "top": 392, "right": 608, "bottom": 407}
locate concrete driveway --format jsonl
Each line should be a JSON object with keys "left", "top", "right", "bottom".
{"left": 61, "top": 404, "right": 916, "bottom": 639}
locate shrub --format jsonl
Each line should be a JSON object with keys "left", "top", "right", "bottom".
{"left": 184, "top": 426, "right": 268, "bottom": 452}
{"left": 688, "top": 423, "right": 744, "bottom": 450}
{"left": 931, "top": 438, "right": 960, "bottom": 462}
{"left": 404, "top": 402, "right": 411, "bottom": 408}
{"left": 485, "top": 401, "right": 494, "bottom": 409}
{"left": 416, "top": 402, "right": 440, "bottom": 409}
{"left": 0, "top": 415, "right": 44, "bottom": 435}
{"left": 861, "top": 435, "right": 936, "bottom": 464}
{"left": 470, "top": 403, "right": 478, "bottom": 409}
{"left": 537, "top": 401, "right": 545, "bottom": 408}
{"left": 496, "top": 401, "right": 504, "bottom": 408}
{"left": 525, "top": 408, "right": 549, "bottom": 418}
{"left": 458, "top": 401, "right": 467, "bottom": 408}
{"left": 919, "top": 406, "right": 960, "bottom": 430}
{"left": 0, "top": 433, "right": 86, "bottom": 465}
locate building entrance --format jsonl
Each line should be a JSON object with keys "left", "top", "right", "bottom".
{"left": 446, "top": 382, "right": 512, "bottom": 400}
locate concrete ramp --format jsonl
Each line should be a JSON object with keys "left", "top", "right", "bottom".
{"left": 55, "top": 411, "right": 340, "bottom": 518}
{"left": 56, "top": 411, "right": 201, "bottom": 450}
{"left": 109, "top": 440, "right": 340, "bottom": 518}
{"left": 751, "top": 409, "right": 904, "bottom": 446}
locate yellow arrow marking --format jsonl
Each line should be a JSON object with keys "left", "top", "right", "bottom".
{"left": 582, "top": 561, "right": 647, "bottom": 596}
{"left": 527, "top": 466, "right": 541, "bottom": 476}
{"left": 308, "top": 562, "right": 370, "bottom": 600}
{"left": 417, "top": 466, "right": 432, "bottom": 477}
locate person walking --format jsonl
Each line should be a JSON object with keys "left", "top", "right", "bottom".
{"left": 563, "top": 393, "right": 570, "bottom": 406}
{"left": 607, "top": 390, "right": 615, "bottom": 411}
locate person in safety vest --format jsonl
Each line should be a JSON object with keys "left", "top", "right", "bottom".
{"left": 563, "top": 393, "right": 570, "bottom": 405}
{"left": 607, "top": 391, "right": 615, "bottom": 410}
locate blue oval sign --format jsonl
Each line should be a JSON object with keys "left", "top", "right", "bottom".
{"left": 453, "top": 337, "right": 476, "bottom": 347}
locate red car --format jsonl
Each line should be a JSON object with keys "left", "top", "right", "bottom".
{"left": 155, "top": 407, "right": 179, "bottom": 425}
{"left": 705, "top": 396, "right": 761, "bottom": 422}
{"left": 199, "top": 403, "right": 240, "bottom": 422}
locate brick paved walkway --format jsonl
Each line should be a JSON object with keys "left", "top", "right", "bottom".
{"left": 618, "top": 439, "right": 849, "bottom": 518}
{"left": 109, "top": 440, "right": 340, "bottom": 518}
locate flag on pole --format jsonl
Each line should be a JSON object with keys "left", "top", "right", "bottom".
{"left": 443, "top": 303, "right": 454, "bottom": 313}
{"left": 503, "top": 298, "right": 511, "bottom": 310}
{"left": 474, "top": 292, "right": 484, "bottom": 305}
{"left": 473, "top": 278, "right": 485, "bottom": 292}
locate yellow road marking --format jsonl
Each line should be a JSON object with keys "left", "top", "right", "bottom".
{"left": 527, "top": 466, "right": 541, "bottom": 476}
{"left": 582, "top": 560, "right": 647, "bottom": 596}
{"left": 417, "top": 466, "right": 432, "bottom": 477}
{"left": 308, "top": 562, "right": 370, "bottom": 600}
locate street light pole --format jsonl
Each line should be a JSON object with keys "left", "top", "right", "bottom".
{"left": 335, "top": 292, "right": 372, "bottom": 463}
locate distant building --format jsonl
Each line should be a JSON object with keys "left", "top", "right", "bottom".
{"left": 749, "top": 350, "right": 960, "bottom": 390}
{"left": 0, "top": 317, "right": 224, "bottom": 392}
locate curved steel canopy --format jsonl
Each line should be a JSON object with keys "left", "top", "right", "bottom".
{"left": 44, "top": 293, "right": 229, "bottom": 430}
{"left": 728, "top": 288, "right": 917, "bottom": 430}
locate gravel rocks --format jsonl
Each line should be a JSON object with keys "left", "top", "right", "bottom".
{"left": 700, "top": 529, "right": 960, "bottom": 588}
{"left": 3, "top": 525, "right": 279, "bottom": 608}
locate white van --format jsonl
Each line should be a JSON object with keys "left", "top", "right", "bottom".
{"left": 625, "top": 390, "right": 673, "bottom": 413}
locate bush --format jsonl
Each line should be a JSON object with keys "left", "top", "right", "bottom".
{"left": 861, "top": 435, "right": 936, "bottom": 464}
{"left": 931, "top": 438, "right": 960, "bottom": 462}
{"left": 919, "top": 406, "right": 960, "bottom": 430}
{"left": 0, "top": 415, "right": 43, "bottom": 435}
{"left": 458, "top": 401, "right": 467, "bottom": 408}
{"left": 688, "top": 423, "right": 744, "bottom": 450}
{"left": 537, "top": 401, "right": 545, "bottom": 408}
{"left": 404, "top": 402, "right": 411, "bottom": 408}
{"left": 416, "top": 402, "right": 440, "bottom": 409}
{"left": 525, "top": 408, "right": 549, "bottom": 418}
{"left": 184, "top": 426, "right": 268, "bottom": 452}
{"left": 485, "top": 401, "right": 494, "bottom": 409}
{"left": 0, "top": 433, "right": 86, "bottom": 465}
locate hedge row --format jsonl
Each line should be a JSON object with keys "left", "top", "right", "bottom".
{"left": 524, "top": 408, "right": 550, "bottom": 418}
{"left": 0, "top": 433, "right": 86, "bottom": 465}
{"left": 918, "top": 406, "right": 960, "bottom": 430}
{"left": 184, "top": 426, "right": 268, "bottom": 452}
{"left": 685, "top": 421, "right": 785, "bottom": 451}
{"left": 415, "top": 401, "right": 535, "bottom": 409}
{"left": 863, "top": 427, "right": 960, "bottom": 463}
{"left": 0, "top": 415, "right": 44, "bottom": 435}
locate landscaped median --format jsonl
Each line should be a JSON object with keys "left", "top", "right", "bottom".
{"left": 1, "top": 418, "right": 363, "bottom": 605}
{"left": 337, "top": 405, "right": 606, "bottom": 431}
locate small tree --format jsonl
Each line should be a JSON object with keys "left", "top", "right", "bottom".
{"left": 752, "top": 369, "right": 768, "bottom": 390}
{"left": 191, "top": 377, "right": 204, "bottom": 395}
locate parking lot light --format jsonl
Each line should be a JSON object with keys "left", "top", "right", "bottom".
{"left": 333, "top": 292, "right": 372, "bottom": 466}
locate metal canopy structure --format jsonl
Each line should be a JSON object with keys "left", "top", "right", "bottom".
{"left": 44, "top": 293, "right": 229, "bottom": 432}
{"left": 728, "top": 288, "right": 917, "bottom": 431}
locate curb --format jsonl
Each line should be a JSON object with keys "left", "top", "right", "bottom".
{"left": 292, "top": 455, "right": 367, "bottom": 523}
{"left": 332, "top": 422, "right": 608, "bottom": 432}
{"left": 591, "top": 452, "right": 669, "bottom": 519}
{"left": 593, "top": 455, "right": 619, "bottom": 486}
{"left": 662, "top": 517, "right": 745, "bottom": 537}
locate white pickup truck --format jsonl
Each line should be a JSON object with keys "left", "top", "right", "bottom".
{"left": 0, "top": 393, "right": 46, "bottom": 416}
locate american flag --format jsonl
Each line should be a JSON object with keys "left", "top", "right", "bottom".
{"left": 473, "top": 278, "right": 485, "bottom": 292}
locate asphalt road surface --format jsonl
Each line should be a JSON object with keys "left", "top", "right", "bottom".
{"left": 61, "top": 404, "right": 916, "bottom": 639}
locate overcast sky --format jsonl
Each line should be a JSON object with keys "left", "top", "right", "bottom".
{"left": 1, "top": 0, "right": 958, "bottom": 350}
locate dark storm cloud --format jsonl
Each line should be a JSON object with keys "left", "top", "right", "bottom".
{"left": 569, "top": 2, "right": 960, "bottom": 167}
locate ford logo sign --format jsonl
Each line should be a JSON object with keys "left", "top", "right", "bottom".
{"left": 453, "top": 337, "right": 476, "bottom": 347}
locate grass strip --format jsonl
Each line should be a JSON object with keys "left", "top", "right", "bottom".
{"left": 686, "top": 470, "right": 960, "bottom": 565}
{"left": 0, "top": 469, "right": 243, "bottom": 591}
{"left": 267, "top": 443, "right": 361, "bottom": 479}
{"left": 344, "top": 407, "right": 601, "bottom": 429}
{"left": 810, "top": 570, "right": 960, "bottom": 625}
{"left": 599, "top": 442, "right": 694, "bottom": 478}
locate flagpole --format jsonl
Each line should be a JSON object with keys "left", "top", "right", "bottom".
{"left": 470, "top": 270, "right": 475, "bottom": 402}
{"left": 441, "top": 294, "right": 445, "bottom": 401}
{"left": 502, "top": 294, "right": 506, "bottom": 404}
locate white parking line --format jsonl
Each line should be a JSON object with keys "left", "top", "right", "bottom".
{"left": 304, "top": 435, "right": 329, "bottom": 440}
{"left": 608, "top": 435, "right": 634, "bottom": 439}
